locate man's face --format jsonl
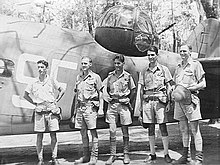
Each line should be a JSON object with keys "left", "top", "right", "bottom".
{"left": 37, "top": 63, "right": 47, "bottom": 75}
{"left": 147, "top": 50, "right": 157, "bottom": 63}
{"left": 114, "top": 59, "right": 124, "bottom": 71}
{"left": 81, "top": 58, "right": 92, "bottom": 71}
{"left": 180, "top": 45, "right": 190, "bottom": 61}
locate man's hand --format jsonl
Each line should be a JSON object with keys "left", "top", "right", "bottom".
{"left": 138, "top": 115, "right": 143, "bottom": 126}
{"left": 119, "top": 98, "right": 130, "bottom": 104}
{"left": 165, "top": 101, "right": 171, "bottom": 112}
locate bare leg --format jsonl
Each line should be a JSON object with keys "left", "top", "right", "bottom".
{"left": 36, "top": 133, "right": 44, "bottom": 161}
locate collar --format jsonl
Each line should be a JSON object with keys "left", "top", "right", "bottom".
{"left": 37, "top": 74, "right": 50, "bottom": 85}
{"left": 79, "top": 70, "right": 93, "bottom": 81}
{"left": 178, "top": 57, "right": 193, "bottom": 68}
{"left": 146, "top": 62, "right": 161, "bottom": 73}
{"left": 112, "top": 69, "right": 126, "bottom": 79}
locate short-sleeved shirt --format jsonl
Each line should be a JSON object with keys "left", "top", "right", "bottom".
{"left": 139, "top": 63, "right": 172, "bottom": 92}
{"left": 25, "top": 75, "right": 61, "bottom": 104}
{"left": 173, "top": 57, "right": 205, "bottom": 88}
{"left": 76, "top": 70, "right": 102, "bottom": 102}
{"left": 107, "top": 70, "right": 136, "bottom": 99}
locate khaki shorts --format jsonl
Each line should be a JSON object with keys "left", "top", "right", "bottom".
{"left": 142, "top": 100, "right": 167, "bottom": 124}
{"left": 34, "top": 102, "right": 59, "bottom": 132}
{"left": 75, "top": 104, "right": 98, "bottom": 130}
{"left": 174, "top": 95, "right": 202, "bottom": 121}
{"left": 34, "top": 112, "right": 59, "bottom": 132}
{"left": 106, "top": 103, "right": 132, "bottom": 126}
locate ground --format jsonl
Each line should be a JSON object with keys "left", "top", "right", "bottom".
{"left": 0, "top": 120, "right": 219, "bottom": 165}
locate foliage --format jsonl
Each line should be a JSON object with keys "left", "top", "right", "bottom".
{"left": 0, "top": 0, "right": 217, "bottom": 51}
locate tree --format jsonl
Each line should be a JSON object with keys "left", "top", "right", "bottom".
{"left": 199, "top": 0, "right": 219, "bottom": 19}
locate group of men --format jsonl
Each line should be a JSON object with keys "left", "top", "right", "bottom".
{"left": 24, "top": 44, "right": 206, "bottom": 165}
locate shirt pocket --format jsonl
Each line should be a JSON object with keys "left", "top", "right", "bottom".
{"left": 32, "top": 84, "right": 39, "bottom": 96}
{"left": 119, "top": 78, "right": 129, "bottom": 92}
{"left": 85, "top": 79, "right": 95, "bottom": 91}
{"left": 155, "top": 72, "right": 164, "bottom": 87}
{"left": 182, "top": 71, "right": 194, "bottom": 85}
{"left": 46, "top": 82, "right": 54, "bottom": 94}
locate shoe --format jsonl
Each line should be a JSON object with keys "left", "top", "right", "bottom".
{"left": 171, "top": 156, "right": 187, "bottom": 164}
{"left": 195, "top": 151, "right": 203, "bottom": 165}
{"left": 51, "top": 158, "right": 59, "bottom": 165}
{"left": 164, "top": 154, "right": 172, "bottom": 163}
{"left": 37, "top": 160, "right": 44, "bottom": 165}
{"left": 105, "top": 155, "right": 116, "bottom": 165}
{"left": 194, "top": 159, "right": 203, "bottom": 165}
{"left": 144, "top": 154, "right": 156, "bottom": 163}
{"left": 75, "top": 156, "right": 90, "bottom": 164}
{"left": 123, "top": 153, "right": 130, "bottom": 164}
{"left": 88, "top": 156, "right": 97, "bottom": 165}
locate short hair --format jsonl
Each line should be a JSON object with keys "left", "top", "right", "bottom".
{"left": 81, "top": 56, "right": 92, "bottom": 63}
{"left": 113, "top": 54, "right": 125, "bottom": 63}
{"left": 188, "top": 45, "right": 192, "bottom": 51}
{"left": 146, "top": 45, "right": 158, "bottom": 55}
{"left": 37, "top": 60, "right": 48, "bottom": 68}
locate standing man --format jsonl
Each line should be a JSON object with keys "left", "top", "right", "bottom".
{"left": 24, "top": 59, "right": 65, "bottom": 165}
{"left": 138, "top": 46, "right": 173, "bottom": 163}
{"left": 105, "top": 54, "right": 136, "bottom": 165}
{"left": 172, "top": 44, "right": 206, "bottom": 165}
{"left": 74, "top": 56, "right": 102, "bottom": 165}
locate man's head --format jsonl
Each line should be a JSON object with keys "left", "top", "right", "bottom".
{"left": 113, "top": 54, "right": 125, "bottom": 71}
{"left": 146, "top": 45, "right": 158, "bottom": 63}
{"left": 37, "top": 60, "right": 48, "bottom": 75}
{"left": 179, "top": 44, "right": 191, "bottom": 61}
{"left": 81, "top": 56, "right": 92, "bottom": 72}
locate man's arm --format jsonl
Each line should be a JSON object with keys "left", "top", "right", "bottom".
{"left": 188, "top": 75, "right": 206, "bottom": 91}
{"left": 56, "top": 87, "right": 65, "bottom": 102}
{"left": 24, "top": 91, "right": 36, "bottom": 106}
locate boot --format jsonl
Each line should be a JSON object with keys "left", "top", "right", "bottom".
{"left": 172, "top": 147, "right": 188, "bottom": 164}
{"left": 105, "top": 137, "right": 117, "bottom": 165}
{"left": 89, "top": 140, "right": 98, "bottom": 165}
{"left": 187, "top": 149, "right": 192, "bottom": 162}
{"left": 75, "top": 147, "right": 90, "bottom": 164}
{"left": 162, "top": 136, "right": 172, "bottom": 163}
{"left": 123, "top": 136, "right": 130, "bottom": 164}
{"left": 144, "top": 154, "right": 156, "bottom": 163}
{"left": 194, "top": 151, "right": 203, "bottom": 165}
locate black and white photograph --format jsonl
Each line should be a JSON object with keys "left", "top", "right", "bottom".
{"left": 0, "top": 0, "right": 219, "bottom": 164}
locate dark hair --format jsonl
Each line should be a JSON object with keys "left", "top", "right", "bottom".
{"left": 188, "top": 45, "right": 192, "bottom": 51}
{"left": 146, "top": 45, "right": 158, "bottom": 55}
{"left": 81, "top": 56, "right": 92, "bottom": 63}
{"left": 37, "top": 60, "right": 49, "bottom": 68}
{"left": 113, "top": 54, "right": 125, "bottom": 63}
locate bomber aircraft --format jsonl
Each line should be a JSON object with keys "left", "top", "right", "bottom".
{"left": 0, "top": 5, "right": 219, "bottom": 136}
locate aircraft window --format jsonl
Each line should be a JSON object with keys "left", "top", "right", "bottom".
{"left": 136, "top": 12, "right": 153, "bottom": 34}
{"left": 100, "top": 7, "right": 133, "bottom": 29}
{"left": 0, "top": 58, "right": 14, "bottom": 77}
{"left": 116, "top": 8, "right": 133, "bottom": 28}
{"left": 101, "top": 7, "right": 119, "bottom": 27}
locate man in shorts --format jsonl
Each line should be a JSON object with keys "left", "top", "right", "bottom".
{"left": 24, "top": 59, "right": 65, "bottom": 165}
{"left": 74, "top": 56, "right": 102, "bottom": 165}
{"left": 172, "top": 44, "right": 206, "bottom": 165}
{"left": 105, "top": 54, "right": 136, "bottom": 165}
{"left": 138, "top": 45, "right": 173, "bottom": 163}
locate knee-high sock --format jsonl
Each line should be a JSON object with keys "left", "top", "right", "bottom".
{"left": 149, "top": 136, "right": 155, "bottom": 155}
{"left": 162, "top": 136, "right": 169, "bottom": 155}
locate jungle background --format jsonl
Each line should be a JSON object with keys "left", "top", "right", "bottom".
{"left": 0, "top": 0, "right": 219, "bottom": 52}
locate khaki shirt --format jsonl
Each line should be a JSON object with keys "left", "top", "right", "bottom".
{"left": 76, "top": 70, "right": 102, "bottom": 102}
{"left": 139, "top": 63, "right": 172, "bottom": 92}
{"left": 25, "top": 75, "right": 61, "bottom": 103}
{"left": 173, "top": 57, "right": 205, "bottom": 88}
{"left": 107, "top": 70, "right": 136, "bottom": 99}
